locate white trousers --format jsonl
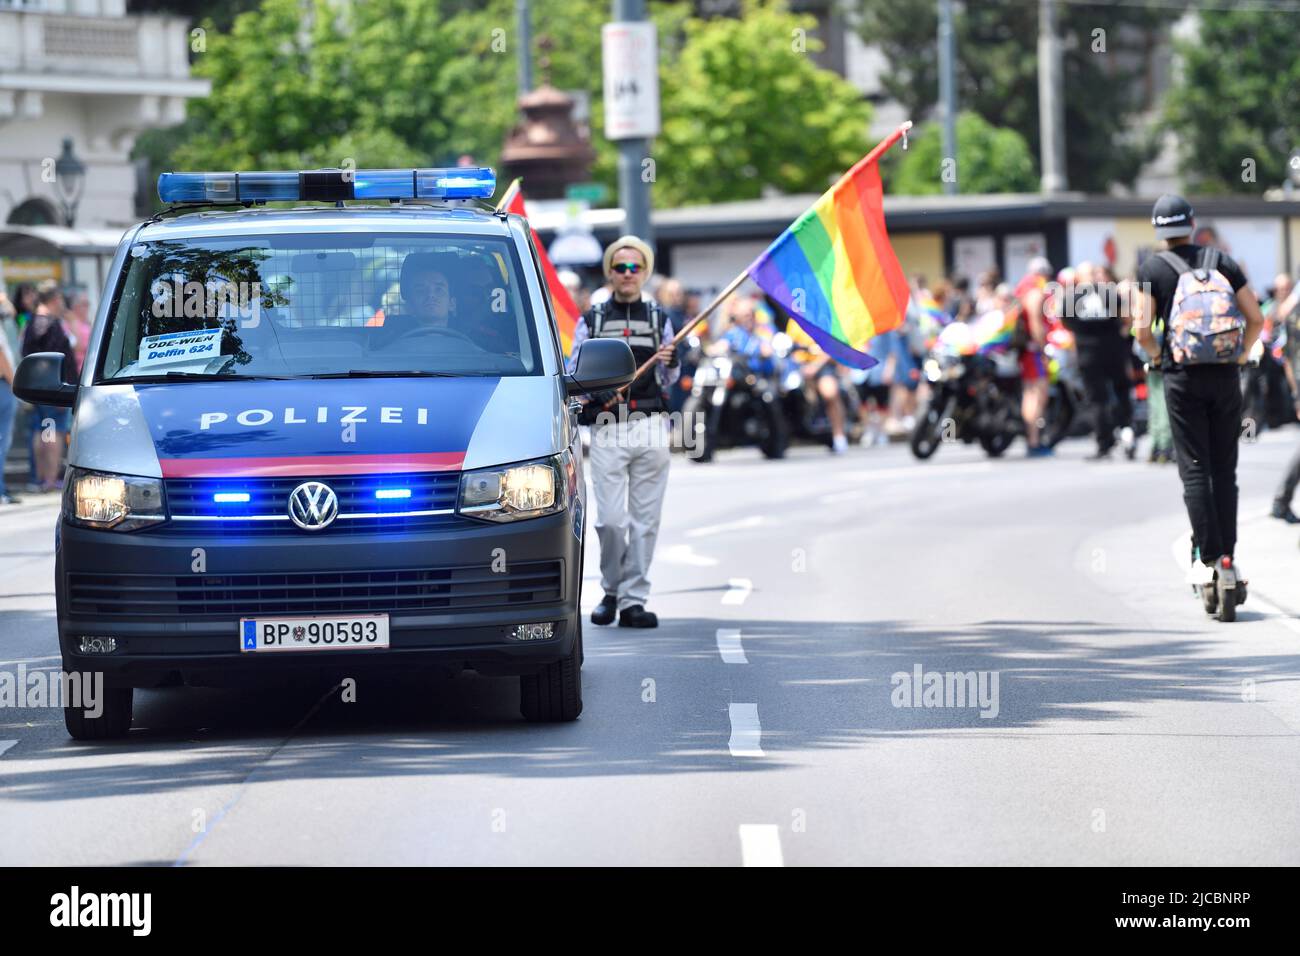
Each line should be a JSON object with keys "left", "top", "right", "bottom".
{"left": 588, "top": 414, "right": 671, "bottom": 611}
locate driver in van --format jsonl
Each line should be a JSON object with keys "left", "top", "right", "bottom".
{"left": 367, "top": 252, "right": 458, "bottom": 346}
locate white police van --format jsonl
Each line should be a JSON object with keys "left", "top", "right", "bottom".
{"left": 13, "top": 167, "right": 634, "bottom": 739}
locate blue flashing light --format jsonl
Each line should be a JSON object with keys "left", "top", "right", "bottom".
{"left": 413, "top": 167, "right": 496, "bottom": 199}
{"left": 213, "top": 492, "right": 251, "bottom": 504}
{"left": 159, "top": 167, "right": 496, "bottom": 204}
{"left": 375, "top": 488, "right": 412, "bottom": 500}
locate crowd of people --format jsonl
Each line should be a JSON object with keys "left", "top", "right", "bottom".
{"left": 0, "top": 279, "right": 92, "bottom": 505}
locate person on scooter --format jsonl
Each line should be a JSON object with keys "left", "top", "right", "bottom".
{"left": 1135, "top": 195, "right": 1265, "bottom": 614}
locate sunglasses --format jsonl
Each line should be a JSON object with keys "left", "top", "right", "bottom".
{"left": 611, "top": 263, "right": 643, "bottom": 275}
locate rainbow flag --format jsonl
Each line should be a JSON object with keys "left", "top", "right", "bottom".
{"left": 497, "top": 178, "right": 580, "bottom": 356}
{"left": 971, "top": 308, "right": 1017, "bottom": 354}
{"left": 747, "top": 123, "right": 911, "bottom": 369}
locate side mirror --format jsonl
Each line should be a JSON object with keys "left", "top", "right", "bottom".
{"left": 564, "top": 338, "right": 635, "bottom": 396}
{"left": 13, "top": 353, "right": 78, "bottom": 408}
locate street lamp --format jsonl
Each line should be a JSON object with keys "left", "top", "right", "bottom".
{"left": 53, "top": 138, "right": 86, "bottom": 228}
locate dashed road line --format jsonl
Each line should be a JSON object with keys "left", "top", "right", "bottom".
{"left": 722, "top": 578, "right": 752, "bottom": 606}
{"left": 728, "top": 703, "right": 764, "bottom": 756}
{"left": 738, "top": 824, "right": 784, "bottom": 867}
{"left": 715, "top": 628, "right": 747, "bottom": 664}
{"left": 658, "top": 543, "right": 720, "bottom": 567}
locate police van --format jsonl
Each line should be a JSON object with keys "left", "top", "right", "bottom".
{"left": 13, "top": 167, "right": 634, "bottom": 739}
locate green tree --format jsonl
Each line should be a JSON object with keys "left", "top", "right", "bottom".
{"left": 173, "top": 0, "right": 466, "bottom": 171}
{"left": 154, "top": 0, "right": 872, "bottom": 209}
{"left": 855, "top": 0, "right": 1164, "bottom": 193}
{"left": 1163, "top": 10, "right": 1300, "bottom": 194}
{"left": 887, "top": 111, "right": 1037, "bottom": 195}
{"left": 654, "top": 0, "right": 872, "bottom": 206}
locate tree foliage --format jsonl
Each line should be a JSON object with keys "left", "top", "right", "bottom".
{"left": 887, "top": 111, "right": 1037, "bottom": 196}
{"left": 855, "top": 0, "right": 1165, "bottom": 193}
{"left": 1162, "top": 10, "right": 1300, "bottom": 194}
{"left": 654, "top": 1, "right": 872, "bottom": 205}
{"left": 151, "top": 0, "right": 873, "bottom": 208}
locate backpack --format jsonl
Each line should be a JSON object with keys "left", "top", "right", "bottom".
{"left": 1158, "top": 248, "right": 1245, "bottom": 366}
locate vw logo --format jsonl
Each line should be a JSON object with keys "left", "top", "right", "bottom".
{"left": 288, "top": 481, "right": 338, "bottom": 530}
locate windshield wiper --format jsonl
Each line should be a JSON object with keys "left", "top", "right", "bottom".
{"left": 111, "top": 371, "right": 291, "bottom": 383}
{"left": 304, "top": 370, "right": 462, "bottom": 379}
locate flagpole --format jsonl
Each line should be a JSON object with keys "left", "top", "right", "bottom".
{"left": 602, "top": 270, "right": 748, "bottom": 407}
{"left": 601, "top": 120, "right": 912, "bottom": 407}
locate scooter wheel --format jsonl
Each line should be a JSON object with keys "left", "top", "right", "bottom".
{"left": 1216, "top": 581, "right": 1237, "bottom": 622}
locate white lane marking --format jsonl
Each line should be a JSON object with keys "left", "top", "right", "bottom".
{"left": 0, "top": 741, "right": 17, "bottom": 758}
{"left": 722, "top": 578, "right": 753, "bottom": 606}
{"left": 1169, "top": 531, "right": 1300, "bottom": 630}
{"left": 687, "top": 515, "right": 765, "bottom": 539}
{"left": 819, "top": 489, "right": 866, "bottom": 504}
{"left": 728, "top": 703, "right": 764, "bottom": 756}
{"left": 739, "top": 824, "right": 784, "bottom": 867}
{"left": 1251, "top": 596, "right": 1300, "bottom": 634}
{"left": 658, "top": 544, "right": 719, "bottom": 567}
{"left": 715, "top": 628, "right": 747, "bottom": 664}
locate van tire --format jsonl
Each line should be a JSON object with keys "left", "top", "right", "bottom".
{"left": 64, "top": 685, "right": 133, "bottom": 740}
{"left": 519, "top": 625, "right": 583, "bottom": 722}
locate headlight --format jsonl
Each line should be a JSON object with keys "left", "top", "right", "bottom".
{"left": 458, "top": 454, "right": 568, "bottom": 522}
{"left": 64, "top": 467, "right": 166, "bottom": 531}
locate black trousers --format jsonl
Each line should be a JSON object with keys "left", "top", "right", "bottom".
{"left": 1164, "top": 366, "right": 1242, "bottom": 562}
{"left": 1078, "top": 344, "right": 1132, "bottom": 451}
{"left": 1275, "top": 440, "right": 1300, "bottom": 507}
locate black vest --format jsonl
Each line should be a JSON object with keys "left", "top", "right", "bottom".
{"left": 589, "top": 297, "right": 665, "bottom": 410}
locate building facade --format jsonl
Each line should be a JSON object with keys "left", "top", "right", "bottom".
{"left": 0, "top": 0, "right": 209, "bottom": 232}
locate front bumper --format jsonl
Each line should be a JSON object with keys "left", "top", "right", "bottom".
{"left": 56, "top": 512, "right": 581, "bottom": 687}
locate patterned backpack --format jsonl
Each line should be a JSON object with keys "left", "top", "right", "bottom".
{"left": 1158, "top": 248, "right": 1245, "bottom": 365}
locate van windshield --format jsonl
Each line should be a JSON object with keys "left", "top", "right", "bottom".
{"left": 99, "top": 232, "right": 542, "bottom": 381}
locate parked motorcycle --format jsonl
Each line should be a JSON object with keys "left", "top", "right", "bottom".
{"left": 681, "top": 348, "right": 788, "bottom": 463}
{"left": 910, "top": 327, "right": 1022, "bottom": 460}
{"left": 779, "top": 336, "right": 865, "bottom": 448}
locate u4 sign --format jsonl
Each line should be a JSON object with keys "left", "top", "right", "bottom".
{"left": 602, "top": 21, "right": 660, "bottom": 141}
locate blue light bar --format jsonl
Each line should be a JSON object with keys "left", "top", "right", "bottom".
{"left": 213, "top": 492, "right": 251, "bottom": 503}
{"left": 159, "top": 167, "right": 496, "bottom": 204}
{"left": 374, "top": 488, "right": 412, "bottom": 500}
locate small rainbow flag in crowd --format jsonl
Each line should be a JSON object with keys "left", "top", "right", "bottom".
{"left": 916, "top": 291, "right": 951, "bottom": 348}
{"left": 747, "top": 123, "right": 912, "bottom": 369}
{"left": 497, "top": 178, "right": 580, "bottom": 356}
{"left": 972, "top": 308, "right": 1017, "bottom": 354}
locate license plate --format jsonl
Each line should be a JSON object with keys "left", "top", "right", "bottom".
{"left": 239, "top": 614, "right": 389, "bottom": 653}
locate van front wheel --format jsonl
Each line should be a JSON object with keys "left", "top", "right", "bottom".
{"left": 520, "top": 624, "right": 583, "bottom": 722}
{"left": 64, "top": 685, "right": 133, "bottom": 740}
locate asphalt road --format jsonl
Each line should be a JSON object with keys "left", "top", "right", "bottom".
{"left": 2, "top": 429, "right": 1299, "bottom": 866}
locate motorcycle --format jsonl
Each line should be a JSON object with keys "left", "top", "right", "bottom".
{"left": 910, "top": 327, "right": 1022, "bottom": 460}
{"left": 681, "top": 346, "right": 788, "bottom": 463}
{"left": 779, "top": 336, "right": 865, "bottom": 448}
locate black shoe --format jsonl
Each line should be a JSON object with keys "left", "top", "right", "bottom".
{"left": 1270, "top": 502, "right": 1300, "bottom": 524}
{"left": 590, "top": 594, "right": 617, "bottom": 626}
{"left": 618, "top": 605, "right": 658, "bottom": 628}
{"left": 1086, "top": 447, "right": 1114, "bottom": 461}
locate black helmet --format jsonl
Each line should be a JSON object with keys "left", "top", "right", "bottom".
{"left": 1151, "top": 194, "right": 1195, "bottom": 240}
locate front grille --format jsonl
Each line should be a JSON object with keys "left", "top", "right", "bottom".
{"left": 156, "top": 473, "right": 463, "bottom": 535}
{"left": 67, "top": 562, "right": 564, "bottom": 618}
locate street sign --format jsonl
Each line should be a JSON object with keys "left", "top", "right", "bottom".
{"left": 565, "top": 182, "right": 608, "bottom": 203}
{"left": 602, "top": 22, "right": 660, "bottom": 140}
